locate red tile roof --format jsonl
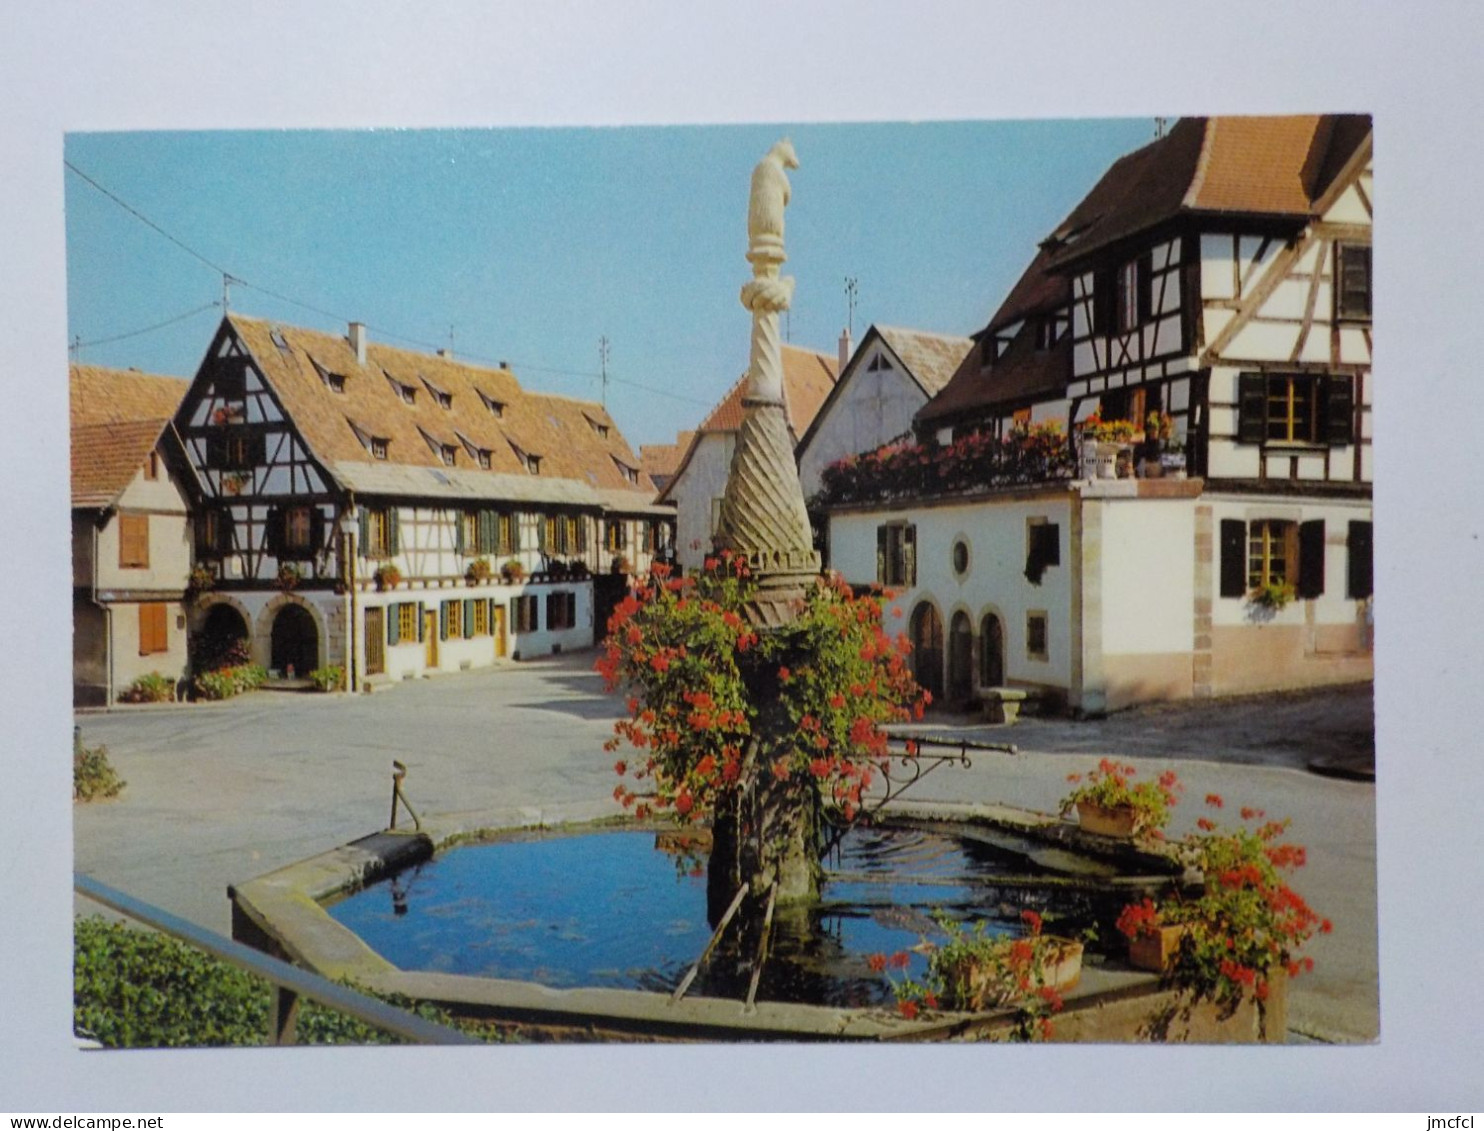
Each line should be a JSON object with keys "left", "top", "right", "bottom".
{"left": 70, "top": 366, "right": 189, "bottom": 507}
{"left": 698, "top": 345, "right": 839, "bottom": 436}
{"left": 224, "top": 315, "right": 656, "bottom": 502}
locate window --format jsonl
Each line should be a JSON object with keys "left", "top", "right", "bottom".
{"left": 139, "top": 603, "right": 168, "bottom": 655}
{"left": 1347, "top": 520, "right": 1374, "bottom": 600}
{"left": 1094, "top": 255, "right": 1152, "bottom": 335}
{"left": 876, "top": 523, "right": 916, "bottom": 587}
{"left": 1237, "top": 373, "right": 1355, "bottom": 446}
{"left": 605, "top": 519, "right": 627, "bottom": 552}
{"left": 195, "top": 510, "right": 233, "bottom": 556}
{"left": 143, "top": 450, "right": 159, "bottom": 480}
{"left": 513, "top": 594, "right": 539, "bottom": 634}
{"left": 479, "top": 391, "right": 505, "bottom": 418}
{"left": 370, "top": 437, "right": 389, "bottom": 460}
{"left": 1222, "top": 517, "right": 1326, "bottom": 599}
{"left": 440, "top": 444, "right": 457, "bottom": 467}
{"left": 473, "top": 598, "right": 490, "bottom": 637}
{"left": 362, "top": 508, "right": 394, "bottom": 558}
{"left": 387, "top": 373, "right": 417, "bottom": 404}
{"left": 546, "top": 591, "right": 577, "bottom": 631}
{"left": 476, "top": 449, "right": 491, "bottom": 470}
{"left": 1026, "top": 611, "right": 1049, "bottom": 661}
{"left": 284, "top": 506, "right": 314, "bottom": 554}
{"left": 640, "top": 522, "right": 655, "bottom": 553}
{"left": 1336, "top": 243, "right": 1372, "bottom": 321}
{"left": 1024, "top": 520, "right": 1060, "bottom": 585}
{"left": 1248, "top": 520, "right": 1294, "bottom": 589}
{"left": 527, "top": 454, "right": 542, "bottom": 475}
{"left": 613, "top": 458, "right": 639, "bottom": 486}
{"left": 207, "top": 430, "right": 265, "bottom": 470}
{"left": 441, "top": 599, "right": 464, "bottom": 640}
{"left": 951, "top": 538, "right": 970, "bottom": 577}
{"left": 394, "top": 602, "right": 419, "bottom": 644}
{"left": 119, "top": 513, "right": 149, "bottom": 569}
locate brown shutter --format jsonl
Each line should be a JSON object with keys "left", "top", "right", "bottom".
{"left": 1219, "top": 519, "right": 1247, "bottom": 598}
{"left": 1297, "top": 520, "right": 1326, "bottom": 599}
{"left": 119, "top": 514, "right": 150, "bottom": 569}
{"left": 1092, "top": 269, "right": 1116, "bottom": 335}
{"left": 1323, "top": 376, "right": 1356, "bottom": 445}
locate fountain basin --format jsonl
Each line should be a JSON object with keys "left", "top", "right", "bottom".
{"left": 228, "top": 804, "right": 1283, "bottom": 1042}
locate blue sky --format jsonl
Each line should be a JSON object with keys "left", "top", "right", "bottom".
{"left": 66, "top": 119, "right": 1154, "bottom": 448}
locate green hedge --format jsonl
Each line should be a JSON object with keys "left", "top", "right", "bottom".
{"left": 74, "top": 917, "right": 499, "bottom": 1047}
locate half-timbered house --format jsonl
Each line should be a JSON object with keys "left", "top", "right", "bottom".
{"left": 176, "top": 315, "right": 671, "bottom": 689}
{"left": 71, "top": 365, "right": 194, "bottom": 706}
{"left": 824, "top": 115, "right": 1373, "bottom": 713}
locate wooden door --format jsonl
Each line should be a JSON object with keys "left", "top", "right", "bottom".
{"left": 365, "top": 608, "right": 385, "bottom": 675}
{"left": 909, "top": 601, "right": 944, "bottom": 704}
{"left": 424, "top": 609, "right": 438, "bottom": 669}
{"left": 492, "top": 604, "right": 507, "bottom": 658}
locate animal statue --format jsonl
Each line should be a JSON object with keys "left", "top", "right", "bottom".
{"left": 748, "top": 138, "right": 799, "bottom": 250}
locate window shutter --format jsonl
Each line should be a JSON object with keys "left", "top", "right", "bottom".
{"left": 439, "top": 601, "right": 449, "bottom": 640}
{"left": 358, "top": 508, "right": 369, "bottom": 551}
{"left": 1347, "top": 521, "right": 1374, "bottom": 599}
{"left": 1323, "top": 376, "right": 1356, "bottom": 445}
{"left": 265, "top": 508, "right": 284, "bottom": 556}
{"left": 1137, "top": 253, "right": 1154, "bottom": 323}
{"left": 1237, "top": 373, "right": 1267, "bottom": 444}
{"left": 455, "top": 513, "right": 467, "bottom": 555}
{"left": 1298, "top": 520, "right": 1326, "bottom": 599}
{"left": 387, "top": 605, "right": 400, "bottom": 646}
{"left": 876, "top": 526, "right": 888, "bottom": 584}
{"left": 538, "top": 517, "right": 548, "bottom": 553}
{"left": 309, "top": 508, "right": 324, "bottom": 554}
{"left": 1219, "top": 519, "right": 1247, "bottom": 597}
{"left": 417, "top": 603, "right": 426, "bottom": 642}
{"left": 904, "top": 525, "right": 917, "bottom": 586}
{"left": 476, "top": 510, "right": 491, "bottom": 554}
{"left": 1092, "top": 269, "right": 1115, "bottom": 335}
{"left": 464, "top": 599, "right": 475, "bottom": 638}
{"left": 206, "top": 433, "right": 228, "bottom": 469}
{"left": 387, "top": 510, "right": 400, "bottom": 554}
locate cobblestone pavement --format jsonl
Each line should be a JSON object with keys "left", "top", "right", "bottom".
{"left": 73, "top": 653, "right": 1377, "bottom": 1043}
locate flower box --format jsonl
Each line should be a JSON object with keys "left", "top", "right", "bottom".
{"left": 1076, "top": 800, "right": 1139, "bottom": 839}
{"left": 936, "top": 937, "right": 1083, "bottom": 1012}
{"left": 1128, "top": 923, "right": 1188, "bottom": 972}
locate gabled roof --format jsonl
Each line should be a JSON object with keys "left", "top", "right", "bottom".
{"left": 658, "top": 345, "right": 839, "bottom": 504}
{"left": 221, "top": 315, "right": 655, "bottom": 506}
{"left": 70, "top": 366, "right": 190, "bottom": 508}
{"left": 916, "top": 330, "right": 1069, "bottom": 429}
{"left": 1043, "top": 114, "right": 1372, "bottom": 269}
{"left": 640, "top": 431, "right": 694, "bottom": 492}
{"left": 697, "top": 344, "right": 839, "bottom": 435}
{"left": 795, "top": 324, "right": 972, "bottom": 456}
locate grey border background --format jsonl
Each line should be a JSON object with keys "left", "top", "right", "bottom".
{"left": 1, "top": 0, "right": 1479, "bottom": 1112}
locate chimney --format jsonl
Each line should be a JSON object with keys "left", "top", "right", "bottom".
{"left": 838, "top": 327, "right": 853, "bottom": 373}
{"left": 437, "top": 348, "right": 450, "bottom": 358}
{"left": 499, "top": 360, "right": 509, "bottom": 371}
{"left": 348, "top": 322, "right": 367, "bottom": 366}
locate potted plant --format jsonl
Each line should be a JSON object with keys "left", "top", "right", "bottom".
{"left": 1116, "top": 796, "right": 1331, "bottom": 1022}
{"left": 373, "top": 563, "right": 402, "bottom": 591}
{"left": 1250, "top": 579, "right": 1295, "bottom": 611}
{"left": 611, "top": 554, "right": 632, "bottom": 576}
{"left": 466, "top": 557, "right": 493, "bottom": 585}
{"left": 275, "top": 562, "right": 302, "bottom": 592}
{"left": 188, "top": 562, "right": 216, "bottom": 595}
{"left": 1060, "top": 759, "right": 1182, "bottom": 839}
{"left": 500, "top": 558, "right": 525, "bottom": 584}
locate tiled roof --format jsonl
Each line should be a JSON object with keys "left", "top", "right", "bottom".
{"left": 874, "top": 326, "right": 974, "bottom": 396}
{"left": 224, "top": 315, "right": 655, "bottom": 506}
{"left": 70, "top": 366, "right": 189, "bottom": 507}
{"left": 641, "top": 432, "right": 693, "bottom": 482}
{"left": 1043, "top": 115, "right": 1371, "bottom": 269}
{"left": 698, "top": 345, "right": 839, "bottom": 436}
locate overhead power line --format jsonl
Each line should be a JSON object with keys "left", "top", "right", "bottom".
{"left": 65, "top": 159, "right": 717, "bottom": 408}
{"left": 72, "top": 300, "right": 221, "bottom": 351}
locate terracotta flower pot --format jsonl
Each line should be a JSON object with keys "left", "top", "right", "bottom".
{"left": 1128, "top": 923, "right": 1188, "bottom": 972}
{"left": 1075, "top": 800, "right": 1139, "bottom": 838}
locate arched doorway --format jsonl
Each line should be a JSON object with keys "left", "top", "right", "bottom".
{"left": 908, "top": 601, "right": 944, "bottom": 704}
{"left": 948, "top": 611, "right": 974, "bottom": 707}
{"left": 270, "top": 604, "right": 319, "bottom": 678}
{"left": 195, "top": 602, "right": 250, "bottom": 671}
{"left": 980, "top": 611, "right": 1005, "bottom": 688}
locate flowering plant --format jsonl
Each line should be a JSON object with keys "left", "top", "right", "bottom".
{"left": 598, "top": 554, "right": 927, "bottom": 824}
{"left": 1250, "top": 579, "right": 1295, "bottom": 611}
{"left": 1117, "top": 795, "right": 1330, "bottom": 1013}
{"left": 373, "top": 563, "right": 402, "bottom": 590}
{"left": 466, "top": 557, "right": 493, "bottom": 584}
{"left": 188, "top": 563, "right": 216, "bottom": 594}
{"left": 1060, "top": 759, "right": 1182, "bottom": 836}
{"left": 1080, "top": 412, "right": 1139, "bottom": 444}
{"left": 872, "top": 910, "right": 1072, "bottom": 1041}
{"left": 275, "top": 562, "right": 303, "bottom": 592}
{"left": 499, "top": 559, "right": 524, "bottom": 583}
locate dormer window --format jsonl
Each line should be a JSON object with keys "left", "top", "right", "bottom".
{"left": 477, "top": 450, "right": 491, "bottom": 469}
{"left": 508, "top": 439, "right": 541, "bottom": 475}
{"left": 611, "top": 457, "right": 639, "bottom": 486}
{"left": 585, "top": 414, "right": 611, "bottom": 438}
{"left": 347, "top": 417, "right": 390, "bottom": 461}
{"left": 440, "top": 444, "right": 457, "bottom": 466}
{"left": 385, "top": 371, "right": 417, "bottom": 404}
{"left": 371, "top": 438, "right": 389, "bottom": 460}
{"left": 310, "top": 356, "right": 347, "bottom": 393}
{"left": 420, "top": 376, "right": 453, "bottom": 409}
{"left": 478, "top": 390, "right": 506, "bottom": 418}
{"left": 456, "top": 432, "right": 493, "bottom": 470}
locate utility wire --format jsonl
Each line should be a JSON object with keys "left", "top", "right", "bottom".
{"left": 66, "top": 160, "right": 718, "bottom": 408}
{"left": 73, "top": 300, "right": 222, "bottom": 350}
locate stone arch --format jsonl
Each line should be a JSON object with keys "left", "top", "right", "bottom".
{"left": 256, "top": 592, "right": 326, "bottom": 678}
{"left": 947, "top": 607, "right": 975, "bottom": 707}
{"left": 908, "top": 598, "right": 944, "bottom": 704}
{"left": 977, "top": 603, "right": 1008, "bottom": 690}
{"left": 191, "top": 596, "right": 253, "bottom": 672}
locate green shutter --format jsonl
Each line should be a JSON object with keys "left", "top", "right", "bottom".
{"left": 387, "top": 605, "right": 400, "bottom": 646}
{"left": 439, "top": 600, "right": 449, "bottom": 640}
{"left": 387, "top": 509, "right": 400, "bottom": 554}
{"left": 455, "top": 512, "right": 466, "bottom": 554}
{"left": 1297, "top": 520, "right": 1326, "bottom": 599}
{"left": 904, "top": 525, "right": 917, "bottom": 586}
{"left": 464, "top": 599, "right": 475, "bottom": 638}
{"left": 417, "top": 603, "right": 426, "bottom": 642}
{"left": 1219, "top": 519, "right": 1247, "bottom": 597}
{"left": 1237, "top": 373, "right": 1266, "bottom": 444}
